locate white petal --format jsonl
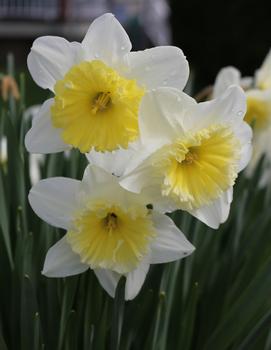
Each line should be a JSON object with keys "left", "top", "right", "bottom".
{"left": 29, "top": 177, "right": 81, "bottom": 230}
{"left": 81, "top": 164, "right": 135, "bottom": 209}
{"left": 241, "top": 77, "right": 253, "bottom": 89}
{"left": 232, "top": 120, "right": 253, "bottom": 172}
{"left": 139, "top": 88, "right": 196, "bottom": 145}
{"left": 86, "top": 145, "right": 138, "bottom": 178}
{"left": 120, "top": 156, "right": 156, "bottom": 194}
{"left": 25, "top": 99, "right": 69, "bottom": 154}
{"left": 213, "top": 66, "right": 241, "bottom": 98}
{"left": 189, "top": 188, "right": 233, "bottom": 229}
{"left": 82, "top": 164, "right": 118, "bottom": 191}
{"left": 0, "top": 136, "right": 7, "bottom": 162}
{"left": 27, "top": 36, "right": 79, "bottom": 91}
{"left": 125, "top": 46, "right": 189, "bottom": 90}
{"left": 150, "top": 212, "right": 195, "bottom": 264}
{"left": 188, "top": 86, "right": 247, "bottom": 131}
{"left": 245, "top": 126, "right": 271, "bottom": 176}
{"left": 81, "top": 13, "right": 131, "bottom": 65}
{"left": 94, "top": 269, "right": 121, "bottom": 298}
{"left": 255, "top": 49, "right": 271, "bottom": 89}
{"left": 125, "top": 261, "right": 150, "bottom": 300}
{"left": 42, "top": 236, "right": 88, "bottom": 277}
{"left": 29, "top": 154, "right": 44, "bottom": 185}
{"left": 23, "top": 104, "right": 42, "bottom": 122}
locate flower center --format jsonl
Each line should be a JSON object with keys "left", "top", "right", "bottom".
{"left": 154, "top": 125, "right": 240, "bottom": 210}
{"left": 103, "top": 212, "right": 118, "bottom": 231}
{"left": 244, "top": 96, "right": 270, "bottom": 130}
{"left": 67, "top": 202, "right": 155, "bottom": 274}
{"left": 51, "top": 60, "right": 145, "bottom": 153}
{"left": 182, "top": 150, "right": 198, "bottom": 164}
{"left": 92, "top": 92, "right": 112, "bottom": 114}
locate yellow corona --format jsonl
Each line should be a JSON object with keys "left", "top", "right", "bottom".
{"left": 51, "top": 60, "right": 145, "bottom": 152}
{"left": 67, "top": 201, "right": 156, "bottom": 273}
{"left": 245, "top": 97, "right": 270, "bottom": 130}
{"left": 154, "top": 125, "right": 240, "bottom": 210}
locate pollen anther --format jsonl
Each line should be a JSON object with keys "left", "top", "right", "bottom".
{"left": 182, "top": 150, "right": 198, "bottom": 164}
{"left": 92, "top": 92, "right": 111, "bottom": 114}
{"left": 104, "top": 212, "right": 118, "bottom": 231}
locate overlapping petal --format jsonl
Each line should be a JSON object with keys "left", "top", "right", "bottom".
{"left": 139, "top": 88, "right": 196, "bottom": 145}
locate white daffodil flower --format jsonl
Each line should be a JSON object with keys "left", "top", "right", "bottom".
{"left": 213, "top": 57, "right": 271, "bottom": 185}
{"left": 0, "top": 136, "right": 7, "bottom": 164}
{"left": 255, "top": 49, "right": 271, "bottom": 90}
{"left": 23, "top": 105, "right": 45, "bottom": 184}
{"left": 28, "top": 165, "right": 194, "bottom": 300}
{"left": 120, "top": 86, "right": 252, "bottom": 229}
{"left": 25, "top": 13, "right": 189, "bottom": 155}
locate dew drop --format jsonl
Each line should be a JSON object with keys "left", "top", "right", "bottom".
{"left": 121, "top": 46, "right": 126, "bottom": 51}
{"left": 237, "top": 110, "right": 244, "bottom": 116}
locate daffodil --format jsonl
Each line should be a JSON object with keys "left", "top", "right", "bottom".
{"left": 25, "top": 13, "right": 189, "bottom": 154}
{"left": 0, "top": 136, "right": 7, "bottom": 165}
{"left": 28, "top": 165, "right": 194, "bottom": 300}
{"left": 213, "top": 57, "right": 271, "bottom": 184}
{"left": 120, "top": 86, "right": 252, "bottom": 229}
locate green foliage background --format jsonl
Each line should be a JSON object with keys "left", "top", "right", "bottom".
{"left": 1, "top": 55, "right": 271, "bottom": 350}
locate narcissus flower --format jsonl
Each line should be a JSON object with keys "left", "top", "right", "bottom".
{"left": 213, "top": 57, "right": 271, "bottom": 184}
{"left": 120, "top": 86, "right": 252, "bottom": 229}
{"left": 25, "top": 13, "right": 189, "bottom": 154}
{"left": 28, "top": 165, "right": 194, "bottom": 300}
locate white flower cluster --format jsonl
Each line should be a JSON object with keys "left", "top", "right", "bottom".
{"left": 26, "top": 13, "right": 253, "bottom": 300}
{"left": 213, "top": 53, "right": 271, "bottom": 187}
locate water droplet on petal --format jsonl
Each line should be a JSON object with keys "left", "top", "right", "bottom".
{"left": 94, "top": 53, "right": 99, "bottom": 58}
{"left": 237, "top": 110, "right": 244, "bottom": 116}
{"left": 121, "top": 46, "right": 126, "bottom": 51}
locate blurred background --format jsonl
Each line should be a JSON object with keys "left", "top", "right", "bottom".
{"left": 0, "top": 0, "right": 171, "bottom": 105}
{"left": 1, "top": 0, "right": 271, "bottom": 104}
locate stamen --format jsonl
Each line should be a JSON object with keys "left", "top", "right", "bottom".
{"left": 92, "top": 92, "right": 111, "bottom": 114}
{"left": 103, "top": 212, "right": 118, "bottom": 231}
{"left": 67, "top": 202, "right": 156, "bottom": 273}
{"left": 182, "top": 150, "right": 198, "bottom": 165}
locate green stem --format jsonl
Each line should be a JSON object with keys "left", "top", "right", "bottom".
{"left": 111, "top": 276, "right": 125, "bottom": 350}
